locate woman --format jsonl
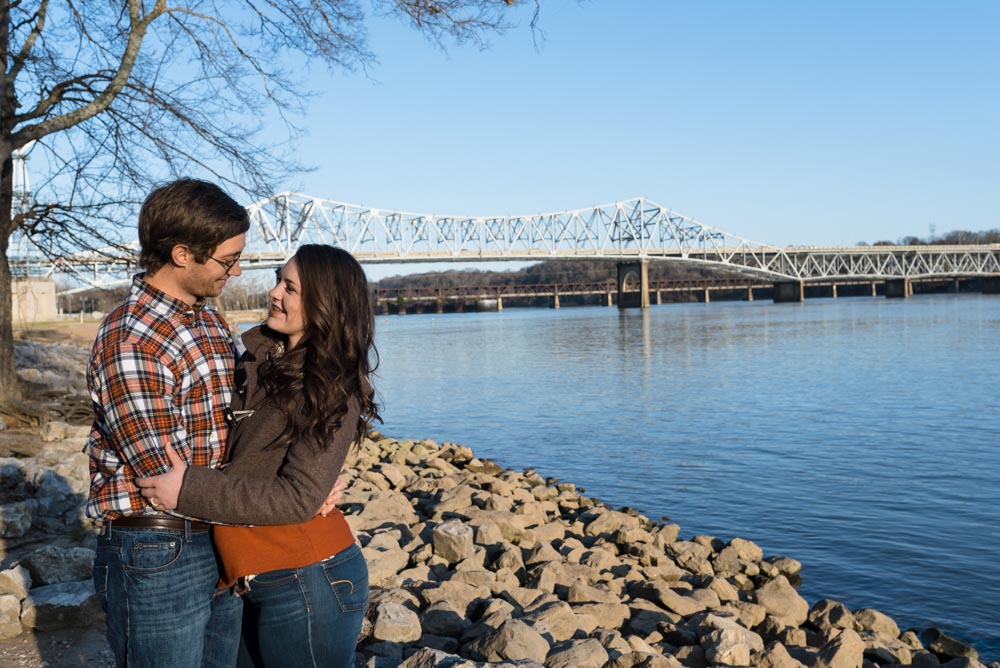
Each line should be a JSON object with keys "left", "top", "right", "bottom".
{"left": 137, "top": 244, "right": 380, "bottom": 668}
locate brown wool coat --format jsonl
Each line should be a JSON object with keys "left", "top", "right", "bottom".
{"left": 176, "top": 325, "right": 360, "bottom": 525}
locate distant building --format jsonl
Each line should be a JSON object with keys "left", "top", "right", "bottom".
{"left": 12, "top": 278, "right": 57, "bottom": 324}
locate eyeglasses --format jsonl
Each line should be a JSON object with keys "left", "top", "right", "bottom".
{"left": 208, "top": 254, "right": 241, "bottom": 274}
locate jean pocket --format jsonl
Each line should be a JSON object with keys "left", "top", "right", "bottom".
{"left": 124, "top": 536, "right": 183, "bottom": 574}
{"left": 323, "top": 548, "right": 369, "bottom": 613}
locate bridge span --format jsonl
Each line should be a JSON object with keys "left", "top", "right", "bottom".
{"left": 10, "top": 193, "right": 1000, "bottom": 304}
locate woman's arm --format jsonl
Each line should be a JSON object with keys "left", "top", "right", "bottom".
{"left": 137, "top": 399, "right": 360, "bottom": 525}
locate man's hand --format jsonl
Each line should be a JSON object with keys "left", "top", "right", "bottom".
{"left": 318, "top": 477, "right": 347, "bottom": 517}
{"left": 135, "top": 446, "right": 188, "bottom": 511}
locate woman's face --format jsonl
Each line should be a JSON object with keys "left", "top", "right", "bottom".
{"left": 267, "top": 257, "right": 306, "bottom": 348}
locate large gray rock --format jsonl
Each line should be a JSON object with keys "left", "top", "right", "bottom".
{"left": 362, "top": 542, "right": 410, "bottom": 587}
{"left": 809, "top": 599, "right": 855, "bottom": 632}
{"left": 0, "top": 565, "right": 33, "bottom": 600}
{"left": 421, "top": 600, "right": 469, "bottom": 638}
{"left": 698, "top": 613, "right": 764, "bottom": 666}
{"left": 544, "top": 638, "right": 609, "bottom": 668}
{"left": 19, "top": 581, "right": 102, "bottom": 632}
{"left": 755, "top": 575, "right": 809, "bottom": 627}
{"left": 631, "top": 580, "right": 707, "bottom": 617}
{"left": 22, "top": 546, "right": 95, "bottom": 586}
{"left": 348, "top": 490, "right": 420, "bottom": 531}
{"left": 0, "top": 594, "right": 23, "bottom": 640}
{"left": 758, "top": 641, "right": 806, "bottom": 668}
{"left": 0, "top": 500, "right": 36, "bottom": 538}
{"left": 521, "top": 600, "right": 580, "bottom": 642}
{"left": 853, "top": 608, "right": 899, "bottom": 642}
{"left": 815, "top": 628, "right": 865, "bottom": 668}
{"left": 464, "top": 618, "right": 550, "bottom": 664}
{"left": 372, "top": 601, "right": 422, "bottom": 643}
{"left": 433, "top": 520, "right": 475, "bottom": 564}
{"left": 922, "top": 629, "right": 980, "bottom": 661}
{"left": 399, "top": 648, "right": 480, "bottom": 667}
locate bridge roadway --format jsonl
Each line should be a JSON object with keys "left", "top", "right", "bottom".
{"left": 9, "top": 194, "right": 1000, "bottom": 304}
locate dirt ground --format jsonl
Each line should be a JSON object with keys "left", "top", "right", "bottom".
{"left": 0, "top": 625, "right": 114, "bottom": 668}
{"left": 13, "top": 320, "right": 102, "bottom": 347}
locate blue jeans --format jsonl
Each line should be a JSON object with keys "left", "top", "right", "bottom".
{"left": 94, "top": 525, "right": 243, "bottom": 668}
{"left": 237, "top": 544, "right": 369, "bottom": 668}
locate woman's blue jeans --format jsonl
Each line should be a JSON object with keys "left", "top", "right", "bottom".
{"left": 94, "top": 525, "right": 243, "bottom": 668}
{"left": 237, "top": 543, "right": 369, "bottom": 668}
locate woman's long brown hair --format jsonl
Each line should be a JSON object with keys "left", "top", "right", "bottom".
{"left": 259, "top": 244, "right": 381, "bottom": 450}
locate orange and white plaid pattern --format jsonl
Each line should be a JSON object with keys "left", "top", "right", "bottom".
{"left": 86, "top": 275, "right": 236, "bottom": 520}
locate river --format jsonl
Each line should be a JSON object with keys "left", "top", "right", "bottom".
{"left": 367, "top": 293, "right": 999, "bottom": 659}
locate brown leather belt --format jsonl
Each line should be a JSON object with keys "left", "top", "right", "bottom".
{"left": 106, "top": 516, "right": 211, "bottom": 532}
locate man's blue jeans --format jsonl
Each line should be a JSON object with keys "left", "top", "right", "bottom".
{"left": 94, "top": 524, "right": 243, "bottom": 667}
{"left": 237, "top": 543, "right": 369, "bottom": 668}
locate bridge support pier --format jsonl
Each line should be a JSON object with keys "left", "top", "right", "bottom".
{"left": 436, "top": 299, "right": 445, "bottom": 314}
{"left": 747, "top": 287, "right": 754, "bottom": 302}
{"left": 617, "top": 261, "right": 650, "bottom": 309}
{"left": 831, "top": 284, "right": 838, "bottom": 299}
{"left": 983, "top": 278, "right": 1000, "bottom": 294}
{"left": 497, "top": 295, "right": 503, "bottom": 311}
{"left": 551, "top": 292, "right": 560, "bottom": 309}
{"left": 606, "top": 292, "right": 613, "bottom": 307}
{"left": 773, "top": 281, "right": 804, "bottom": 303}
{"left": 703, "top": 288, "right": 711, "bottom": 303}
{"left": 885, "top": 279, "right": 911, "bottom": 299}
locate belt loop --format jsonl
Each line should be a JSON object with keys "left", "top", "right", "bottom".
{"left": 184, "top": 519, "right": 192, "bottom": 542}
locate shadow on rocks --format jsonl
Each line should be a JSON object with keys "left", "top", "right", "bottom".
{"left": 1, "top": 416, "right": 111, "bottom": 667}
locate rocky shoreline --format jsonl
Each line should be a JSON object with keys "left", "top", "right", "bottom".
{"left": 1, "top": 339, "right": 996, "bottom": 668}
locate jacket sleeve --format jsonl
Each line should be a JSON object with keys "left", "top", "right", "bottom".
{"left": 174, "top": 399, "right": 361, "bottom": 525}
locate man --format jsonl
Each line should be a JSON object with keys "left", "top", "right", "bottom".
{"left": 87, "top": 178, "right": 249, "bottom": 667}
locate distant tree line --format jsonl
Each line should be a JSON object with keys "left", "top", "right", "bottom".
{"left": 373, "top": 259, "right": 717, "bottom": 290}
{"left": 863, "top": 229, "right": 1000, "bottom": 246}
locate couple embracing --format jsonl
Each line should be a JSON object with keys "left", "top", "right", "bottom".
{"left": 86, "top": 178, "right": 380, "bottom": 667}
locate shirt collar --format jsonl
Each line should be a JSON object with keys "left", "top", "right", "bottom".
{"left": 131, "top": 273, "right": 205, "bottom": 322}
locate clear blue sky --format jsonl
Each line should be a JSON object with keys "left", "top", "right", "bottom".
{"left": 270, "top": 1, "right": 998, "bottom": 277}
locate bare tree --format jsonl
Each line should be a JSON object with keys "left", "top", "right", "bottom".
{"left": 0, "top": 0, "right": 537, "bottom": 405}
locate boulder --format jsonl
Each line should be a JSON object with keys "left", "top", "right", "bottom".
{"left": 433, "top": 520, "right": 475, "bottom": 564}
{"left": 631, "top": 580, "right": 707, "bottom": 617}
{"left": 372, "top": 601, "right": 422, "bottom": 643}
{"left": 347, "top": 490, "right": 420, "bottom": 531}
{"left": 755, "top": 575, "right": 808, "bottom": 627}
{"left": 815, "top": 628, "right": 865, "bottom": 668}
{"left": 464, "top": 618, "right": 550, "bottom": 664}
{"left": 0, "top": 565, "right": 33, "bottom": 600}
{"left": 0, "top": 594, "right": 23, "bottom": 640}
{"left": 758, "top": 641, "right": 807, "bottom": 668}
{"left": 20, "top": 581, "right": 102, "bottom": 632}
{"left": 21, "top": 546, "right": 95, "bottom": 586}
{"left": 399, "top": 648, "right": 479, "bottom": 668}
{"left": 420, "top": 600, "right": 469, "bottom": 637}
{"left": 545, "top": 638, "right": 609, "bottom": 668}
{"left": 521, "top": 600, "right": 580, "bottom": 642}
{"left": 0, "top": 500, "right": 36, "bottom": 538}
{"left": 808, "top": 599, "right": 855, "bottom": 632}
{"left": 922, "top": 629, "right": 980, "bottom": 661}
{"left": 853, "top": 608, "right": 899, "bottom": 642}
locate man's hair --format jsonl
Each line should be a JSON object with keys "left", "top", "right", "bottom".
{"left": 138, "top": 178, "right": 251, "bottom": 274}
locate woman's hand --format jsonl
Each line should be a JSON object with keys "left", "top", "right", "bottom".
{"left": 135, "top": 445, "right": 188, "bottom": 511}
{"left": 318, "top": 477, "right": 347, "bottom": 516}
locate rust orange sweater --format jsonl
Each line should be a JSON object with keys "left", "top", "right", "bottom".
{"left": 213, "top": 510, "right": 355, "bottom": 587}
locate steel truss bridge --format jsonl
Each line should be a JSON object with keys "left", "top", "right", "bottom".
{"left": 10, "top": 194, "right": 1000, "bottom": 292}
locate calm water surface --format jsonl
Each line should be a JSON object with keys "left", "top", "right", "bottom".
{"left": 369, "top": 294, "right": 999, "bottom": 658}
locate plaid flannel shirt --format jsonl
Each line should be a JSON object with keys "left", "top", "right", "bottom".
{"left": 86, "top": 275, "right": 236, "bottom": 520}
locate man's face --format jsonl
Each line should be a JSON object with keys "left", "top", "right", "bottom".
{"left": 182, "top": 233, "right": 246, "bottom": 301}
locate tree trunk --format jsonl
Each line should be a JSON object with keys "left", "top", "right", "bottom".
{"left": 0, "top": 245, "right": 18, "bottom": 405}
